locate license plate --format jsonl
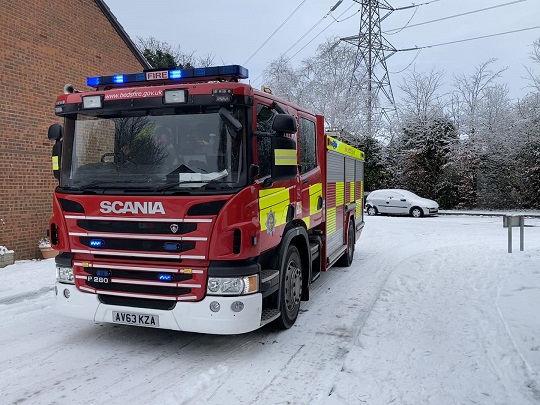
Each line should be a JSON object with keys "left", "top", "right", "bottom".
{"left": 87, "top": 275, "right": 110, "bottom": 284}
{"left": 112, "top": 311, "right": 159, "bottom": 327}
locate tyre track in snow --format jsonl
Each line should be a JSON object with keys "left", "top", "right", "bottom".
{"left": 228, "top": 226, "right": 448, "bottom": 405}
{"left": 323, "top": 240, "right": 540, "bottom": 405}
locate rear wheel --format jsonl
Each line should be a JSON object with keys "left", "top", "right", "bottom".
{"left": 275, "top": 245, "right": 303, "bottom": 329}
{"left": 367, "top": 206, "right": 377, "bottom": 216}
{"left": 337, "top": 219, "right": 355, "bottom": 267}
{"left": 411, "top": 207, "right": 424, "bottom": 218}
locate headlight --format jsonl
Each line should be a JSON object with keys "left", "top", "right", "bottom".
{"left": 56, "top": 266, "right": 74, "bottom": 284}
{"left": 206, "top": 275, "right": 259, "bottom": 295}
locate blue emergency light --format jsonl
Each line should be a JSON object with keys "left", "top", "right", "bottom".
{"left": 158, "top": 273, "right": 173, "bottom": 282}
{"left": 86, "top": 65, "right": 249, "bottom": 87}
{"left": 89, "top": 239, "right": 104, "bottom": 248}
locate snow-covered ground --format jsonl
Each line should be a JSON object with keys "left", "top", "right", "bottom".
{"left": 0, "top": 214, "right": 539, "bottom": 405}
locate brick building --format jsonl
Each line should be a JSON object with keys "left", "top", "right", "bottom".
{"left": 0, "top": 0, "right": 149, "bottom": 259}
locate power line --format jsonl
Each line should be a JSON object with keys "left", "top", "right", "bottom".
{"left": 384, "top": 7, "right": 419, "bottom": 35}
{"left": 398, "top": 25, "right": 540, "bottom": 52}
{"left": 252, "top": 1, "right": 353, "bottom": 87}
{"left": 389, "top": 49, "right": 422, "bottom": 74}
{"left": 243, "top": 0, "right": 309, "bottom": 66}
{"left": 282, "top": 1, "right": 351, "bottom": 56}
{"left": 385, "top": 0, "right": 528, "bottom": 34}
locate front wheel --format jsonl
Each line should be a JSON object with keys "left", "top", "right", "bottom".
{"left": 275, "top": 245, "right": 303, "bottom": 329}
{"left": 367, "top": 206, "right": 377, "bottom": 216}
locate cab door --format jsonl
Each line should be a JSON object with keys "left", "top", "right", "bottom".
{"left": 298, "top": 115, "right": 322, "bottom": 230}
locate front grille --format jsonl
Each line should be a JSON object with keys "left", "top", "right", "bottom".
{"left": 80, "top": 237, "right": 195, "bottom": 253}
{"left": 76, "top": 262, "right": 205, "bottom": 301}
{"left": 99, "top": 295, "right": 176, "bottom": 310}
{"left": 87, "top": 281, "right": 190, "bottom": 296}
{"left": 86, "top": 267, "right": 192, "bottom": 282}
{"left": 77, "top": 219, "right": 196, "bottom": 235}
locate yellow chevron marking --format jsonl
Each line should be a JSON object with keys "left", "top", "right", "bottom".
{"left": 336, "top": 182, "right": 344, "bottom": 206}
{"left": 327, "top": 207, "right": 337, "bottom": 234}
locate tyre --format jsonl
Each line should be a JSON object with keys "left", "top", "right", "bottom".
{"left": 367, "top": 206, "right": 377, "bottom": 216}
{"left": 275, "top": 245, "right": 303, "bottom": 329}
{"left": 337, "top": 219, "right": 355, "bottom": 267}
{"left": 411, "top": 207, "right": 423, "bottom": 218}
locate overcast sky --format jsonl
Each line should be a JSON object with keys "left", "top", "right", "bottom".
{"left": 105, "top": 0, "right": 540, "bottom": 101}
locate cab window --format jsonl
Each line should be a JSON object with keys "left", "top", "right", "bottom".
{"left": 299, "top": 118, "right": 316, "bottom": 174}
{"left": 256, "top": 104, "right": 278, "bottom": 178}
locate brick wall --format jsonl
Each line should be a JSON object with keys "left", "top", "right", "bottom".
{"left": 0, "top": 0, "right": 145, "bottom": 259}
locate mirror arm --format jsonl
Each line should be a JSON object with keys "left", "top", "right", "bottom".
{"left": 273, "top": 102, "right": 286, "bottom": 114}
{"left": 253, "top": 131, "right": 274, "bottom": 138}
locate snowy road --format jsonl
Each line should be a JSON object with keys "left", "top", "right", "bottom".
{"left": 1, "top": 215, "right": 539, "bottom": 405}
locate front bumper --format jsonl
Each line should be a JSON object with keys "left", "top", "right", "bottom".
{"left": 54, "top": 283, "right": 263, "bottom": 335}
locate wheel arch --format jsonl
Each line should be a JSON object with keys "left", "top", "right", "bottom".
{"left": 274, "top": 223, "right": 311, "bottom": 302}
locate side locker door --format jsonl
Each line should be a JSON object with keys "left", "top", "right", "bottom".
{"left": 345, "top": 157, "right": 355, "bottom": 228}
{"left": 326, "top": 150, "right": 345, "bottom": 257}
{"left": 355, "top": 159, "right": 365, "bottom": 229}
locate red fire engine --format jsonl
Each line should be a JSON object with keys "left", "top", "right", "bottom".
{"left": 48, "top": 65, "right": 365, "bottom": 334}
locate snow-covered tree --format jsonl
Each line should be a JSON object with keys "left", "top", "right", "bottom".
{"left": 263, "top": 38, "right": 371, "bottom": 137}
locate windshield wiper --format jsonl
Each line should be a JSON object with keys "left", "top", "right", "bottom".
{"left": 66, "top": 180, "right": 141, "bottom": 190}
{"left": 154, "top": 180, "right": 238, "bottom": 192}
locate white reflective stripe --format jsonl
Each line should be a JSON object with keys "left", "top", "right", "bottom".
{"left": 71, "top": 249, "right": 205, "bottom": 260}
{"left": 110, "top": 278, "right": 202, "bottom": 289}
{"left": 70, "top": 233, "right": 207, "bottom": 241}
{"left": 73, "top": 262, "right": 205, "bottom": 274}
{"left": 186, "top": 269, "right": 204, "bottom": 274}
{"left": 182, "top": 219, "right": 212, "bottom": 223}
{"left": 80, "top": 286, "right": 95, "bottom": 293}
{"left": 176, "top": 295, "right": 198, "bottom": 301}
{"left": 95, "top": 290, "right": 178, "bottom": 301}
{"left": 69, "top": 232, "right": 187, "bottom": 241}
{"left": 64, "top": 215, "right": 212, "bottom": 223}
{"left": 75, "top": 275, "right": 87, "bottom": 280}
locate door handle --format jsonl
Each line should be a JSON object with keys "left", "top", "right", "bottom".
{"left": 302, "top": 178, "right": 309, "bottom": 184}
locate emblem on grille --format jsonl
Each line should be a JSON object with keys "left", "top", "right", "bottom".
{"left": 170, "top": 224, "right": 179, "bottom": 233}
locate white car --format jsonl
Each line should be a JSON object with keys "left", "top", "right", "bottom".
{"left": 365, "top": 189, "right": 439, "bottom": 218}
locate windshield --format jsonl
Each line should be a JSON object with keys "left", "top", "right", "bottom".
{"left": 60, "top": 109, "right": 246, "bottom": 192}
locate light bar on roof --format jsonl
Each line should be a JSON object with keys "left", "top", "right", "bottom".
{"left": 86, "top": 65, "right": 249, "bottom": 88}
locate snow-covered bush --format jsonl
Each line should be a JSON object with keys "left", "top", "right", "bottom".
{"left": 38, "top": 238, "right": 51, "bottom": 249}
{"left": 0, "top": 246, "right": 14, "bottom": 255}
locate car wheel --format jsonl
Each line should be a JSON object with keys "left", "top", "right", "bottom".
{"left": 274, "top": 245, "right": 303, "bottom": 329}
{"left": 367, "top": 206, "right": 377, "bottom": 216}
{"left": 411, "top": 207, "right": 423, "bottom": 218}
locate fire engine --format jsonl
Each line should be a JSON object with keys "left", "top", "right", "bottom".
{"left": 48, "top": 65, "right": 365, "bottom": 334}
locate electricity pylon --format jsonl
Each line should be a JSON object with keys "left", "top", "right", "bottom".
{"left": 341, "top": 0, "right": 397, "bottom": 136}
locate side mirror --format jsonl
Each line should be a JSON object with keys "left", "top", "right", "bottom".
{"left": 272, "top": 114, "right": 297, "bottom": 135}
{"left": 48, "top": 123, "right": 63, "bottom": 141}
{"left": 48, "top": 124, "right": 63, "bottom": 180}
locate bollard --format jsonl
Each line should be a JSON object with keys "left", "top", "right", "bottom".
{"left": 503, "top": 215, "right": 525, "bottom": 253}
